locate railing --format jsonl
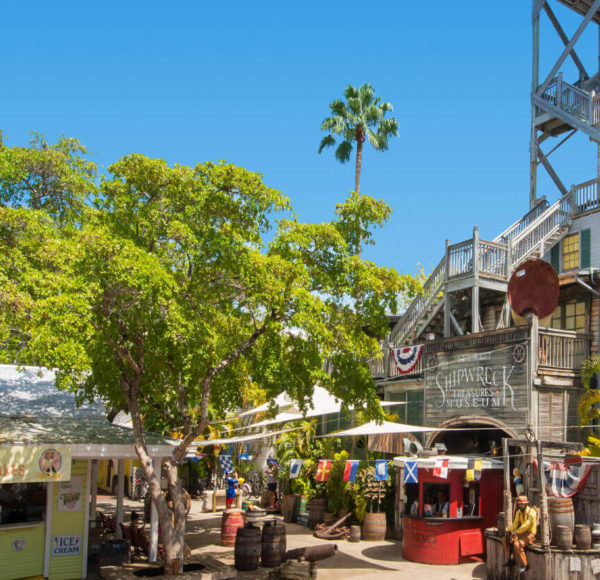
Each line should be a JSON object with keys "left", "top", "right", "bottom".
{"left": 478, "top": 240, "right": 508, "bottom": 277}
{"left": 538, "top": 329, "right": 590, "bottom": 372}
{"left": 447, "top": 239, "right": 473, "bottom": 279}
{"left": 510, "top": 192, "right": 572, "bottom": 266}
{"left": 495, "top": 198, "right": 549, "bottom": 243}
{"left": 390, "top": 257, "right": 446, "bottom": 345}
{"left": 572, "top": 177, "right": 600, "bottom": 214}
{"left": 536, "top": 74, "right": 594, "bottom": 124}
{"left": 367, "top": 347, "right": 425, "bottom": 379}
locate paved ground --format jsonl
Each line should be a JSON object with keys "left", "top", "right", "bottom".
{"left": 95, "top": 494, "right": 487, "bottom": 579}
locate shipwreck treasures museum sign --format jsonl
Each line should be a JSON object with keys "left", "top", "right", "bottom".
{"left": 424, "top": 343, "right": 528, "bottom": 430}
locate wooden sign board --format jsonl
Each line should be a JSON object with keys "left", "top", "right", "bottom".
{"left": 424, "top": 343, "right": 528, "bottom": 430}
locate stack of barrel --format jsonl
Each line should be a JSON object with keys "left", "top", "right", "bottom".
{"left": 235, "top": 520, "right": 287, "bottom": 571}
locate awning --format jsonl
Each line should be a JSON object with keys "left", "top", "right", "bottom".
{"left": 321, "top": 420, "right": 434, "bottom": 438}
{"left": 195, "top": 426, "right": 299, "bottom": 447}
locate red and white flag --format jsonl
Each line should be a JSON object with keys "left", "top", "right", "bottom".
{"left": 433, "top": 458, "right": 449, "bottom": 479}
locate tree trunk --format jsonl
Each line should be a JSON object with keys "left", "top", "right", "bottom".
{"left": 355, "top": 130, "right": 364, "bottom": 196}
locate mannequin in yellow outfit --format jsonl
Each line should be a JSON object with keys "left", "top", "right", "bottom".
{"left": 502, "top": 495, "right": 537, "bottom": 573}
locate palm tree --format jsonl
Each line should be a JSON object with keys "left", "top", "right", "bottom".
{"left": 318, "top": 83, "right": 399, "bottom": 196}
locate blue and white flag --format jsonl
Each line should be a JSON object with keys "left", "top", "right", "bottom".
{"left": 375, "top": 460, "right": 389, "bottom": 481}
{"left": 218, "top": 455, "right": 234, "bottom": 473}
{"left": 404, "top": 460, "right": 418, "bottom": 484}
{"left": 239, "top": 454, "right": 250, "bottom": 461}
{"left": 289, "top": 459, "right": 303, "bottom": 479}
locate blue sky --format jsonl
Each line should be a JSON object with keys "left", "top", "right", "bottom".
{"left": 1, "top": 1, "right": 597, "bottom": 277}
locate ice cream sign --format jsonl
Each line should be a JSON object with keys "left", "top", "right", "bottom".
{"left": 0, "top": 446, "right": 71, "bottom": 483}
{"left": 52, "top": 534, "right": 81, "bottom": 557}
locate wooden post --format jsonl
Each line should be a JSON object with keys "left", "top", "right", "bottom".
{"left": 472, "top": 227, "right": 480, "bottom": 334}
{"left": 116, "top": 459, "right": 125, "bottom": 539}
{"left": 90, "top": 460, "right": 98, "bottom": 528}
{"left": 149, "top": 459, "right": 161, "bottom": 562}
{"left": 530, "top": 0, "right": 541, "bottom": 208}
{"left": 502, "top": 438, "right": 512, "bottom": 521}
{"left": 527, "top": 314, "right": 539, "bottom": 434}
{"left": 444, "top": 240, "right": 451, "bottom": 338}
{"left": 536, "top": 441, "right": 550, "bottom": 549}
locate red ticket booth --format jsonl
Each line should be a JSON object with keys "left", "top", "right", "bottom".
{"left": 394, "top": 455, "right": 503, "bottom": 565}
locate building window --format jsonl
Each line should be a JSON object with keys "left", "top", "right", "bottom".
{"left": 550, "top": 299, "right": 587, "bottom": 333}
{"left": 562, "top": 234, "right": 580, "bottom": 271}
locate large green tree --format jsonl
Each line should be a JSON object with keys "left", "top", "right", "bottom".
{"left": 0, "top": 137, "right": 417, "bottom": 573}
{"left": 318, "top": 83, "right": 399, "bottom": 196}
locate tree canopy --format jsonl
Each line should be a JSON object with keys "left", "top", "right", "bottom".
{"left": 0, "top": 133, "right": 418, "bottom": 570}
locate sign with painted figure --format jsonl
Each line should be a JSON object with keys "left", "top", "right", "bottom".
{"left": 424, "top": 343, "right": 528, "bottom": 429}
{"left": 57, "top": 476, "right": 84, "bottom": 512}
{"left": 0, "top": 446, "right": 72, "bottom": 483}
{"left": 52, "top": 534, "right": 81, "bottom": 557}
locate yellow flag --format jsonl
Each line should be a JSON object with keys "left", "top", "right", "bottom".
{"left": 466, "top": 469, "right": 475, "bottom": 482}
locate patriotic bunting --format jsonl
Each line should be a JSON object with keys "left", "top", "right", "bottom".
{"left": 404, "top": 460, "right": 418, "bottom": 484}
{"left": 375, "top": 460, "right": 389, "bottom": 481}
{"left": 541, "top": 460, "right": 593, "bottom": 497}
{"left": 218, "top": 455, "right": 234, "bottom": 473}
{"left": 433, "top": 458, "right": 449, "bottom": 479}
{"left": 391, "top": 345, "right": 423, "bottom": 374}
{"left": 316, "top": 460, "right": 332, "bottom": 482}
{"left": 343, "top": 460, "right": 359, "bottom": 482}
{"left": 289, "top": 459, "right": 303, "bottom": 479}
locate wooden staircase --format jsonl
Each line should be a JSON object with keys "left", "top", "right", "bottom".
{"left": 388, "top": 178, "right": 600, "bottom": 347}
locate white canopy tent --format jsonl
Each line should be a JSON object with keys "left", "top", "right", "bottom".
{"left": 320, "top": 420, "right": 435, "bottom": 438}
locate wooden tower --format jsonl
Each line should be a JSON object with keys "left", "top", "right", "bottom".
{"left": 531, "top": 0, "right": 600, "bottom": 208}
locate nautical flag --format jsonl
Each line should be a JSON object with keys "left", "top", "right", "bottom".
{"left": 433, "top": 458, "right": 449, "bottom": 479}
{"left": 404, "top": 461, "right": 418, "bottom": 484}
{"left": 289, "top": 459, "right": 303, "bottom": 479}
{"left": 375, "top": 460, "right": 389, "bottom": 481}
{"left": 316, "top": 460, "right": 332, "bottom": 482}
{"left": 391, "top": 345, "right": 424, "bottom": 375}
{"left": 267, "top": 457, "right": 281, "bottom": 470}
{"left": 541, "top": 460, "right": 593, "bottom": 497}
{"left": 218, "top": 455, "right": 234, "bottom": 474}
{"left": 466, "top": 458, "right": 482, "bottom": 482}
{"left": 239, "top": 454, "right": 250, "bottom": 461}
{"left": 343, "top": 460, "right": 359, "bottom": 482}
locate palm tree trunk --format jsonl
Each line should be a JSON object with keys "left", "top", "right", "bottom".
{"left": 355, "top": 132, "right": 363, "bottom": 196}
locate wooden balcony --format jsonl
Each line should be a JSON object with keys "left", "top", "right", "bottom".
{"left": 370, "top": 327, "right": 590, "bottom": 380}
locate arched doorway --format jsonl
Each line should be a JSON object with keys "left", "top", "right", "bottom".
{"left": 426, "top": 416, "right": 518, "bottom": 455}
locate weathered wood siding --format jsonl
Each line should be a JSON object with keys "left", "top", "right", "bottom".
{"left": 537, "top": 388, "right": 567, "bottom": 441}
{"left": 591, "top": 296, "right": 598, "bottom": 355}
{"left": 424, "top": 341, "right": 528, "bottom": 433}
{"left": 573, "top": 464, "right": 600, "bottom": 526}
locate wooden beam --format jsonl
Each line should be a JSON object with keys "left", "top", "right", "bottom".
{"left": 543, "top": 2, "right": 589, "bottom": 80}
{"left": 537, "top": 0, "right": 600, "bottom": 97}
{"left": 533, "top": 93, "right": 600, "bottom": 142}
{"left": 449, "top": 309, "right": 464, "bottom": 336}
{"left": 538, "top": 147, "right": 568, "bottom": 194}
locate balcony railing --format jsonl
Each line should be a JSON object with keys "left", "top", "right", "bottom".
{"left": 536, "top": 73, "right": 594, "bottom": 124}
{"left": 538, "top": 329, "right": 590, "bottom": 372}
{"left": 370, "top": 328, "right": 590, "bottom": 379}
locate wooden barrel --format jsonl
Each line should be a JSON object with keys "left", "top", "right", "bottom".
{"left": 242, "top": 500, "right": 254, "bottom": 512}
{"left": 548, "top": 497, "right": 575, "bottom": 543}
{"left": 293, "top": 494, "right": 307, "bottom": 523}
{"left": 260, "top": 490, "right": 272, "bottom": 508}
{"left": 283, "top": 494, "right": 296, "bottom": 523}
{"left": 308, "top": 498, "right": 327, "bottom": 529}
{"left": 575, "top": 524, "right": 592, "bottom": 550}
{"left": 235, "top": 525, "right": 261, "bottom": 571}
{"left": 363, "top": 512, "right": 386, "bottom": 541}
{"left": 221, "top": 509, "right": 245, "bottom": 547}
{"left": 261, "top": 520, "right": 287, "bottom": 568}
{"left": 246, "top": 509, "right": 267, "bottom": 526}
{"left": 349, "top": 525, "right": 361, "bottom": 542}
{"left": 496, "top": 512, "right": 506, "bottom": 537}
{"left": 555, "top": 524, "right": 573, "bottom": 550}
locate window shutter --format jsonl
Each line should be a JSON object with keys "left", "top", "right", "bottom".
{"left": 580, "top": 229, "right": 591, "bottom": 269}
{"left": 550, "top": 244, "right": 560, "bottom": 272}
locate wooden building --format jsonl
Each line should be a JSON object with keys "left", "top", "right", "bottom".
{"left": 371, "top": 0, "right": 600, "bottom": 455}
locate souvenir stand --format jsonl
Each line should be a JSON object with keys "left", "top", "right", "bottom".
{"left": 394, "top": 454, "right": 503, "bottom": 565}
